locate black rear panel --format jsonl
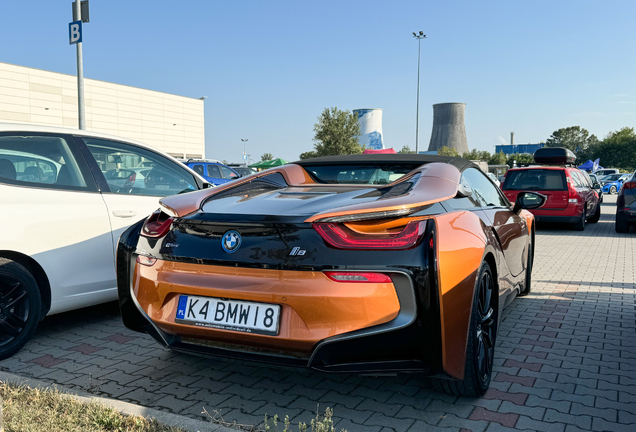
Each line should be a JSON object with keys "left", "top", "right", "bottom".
{"left": 140, "top": 216, "right": 428, "bottom": 272}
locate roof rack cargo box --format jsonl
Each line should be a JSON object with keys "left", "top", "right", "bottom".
{"left": 533, "top": 147, "right": 576, "bottom": 165}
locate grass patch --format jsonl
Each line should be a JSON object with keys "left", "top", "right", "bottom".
{"left": 0, "top": 381, "right": 186, "bottom": 432}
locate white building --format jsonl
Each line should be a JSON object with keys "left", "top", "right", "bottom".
{"left": 0, "top": 61, "right": 205, "bottom": 159}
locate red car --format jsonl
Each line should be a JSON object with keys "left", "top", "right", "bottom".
{"left": 501, "top": 148, "right": 600, "bottom": 231}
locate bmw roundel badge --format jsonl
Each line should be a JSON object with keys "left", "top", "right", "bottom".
{"left": 221, "top": 230, "right": 242, "bottom": 253}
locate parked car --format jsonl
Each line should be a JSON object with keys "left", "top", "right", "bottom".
{"left": 501, "top": 147, "right": 601, "bottom": 230}
{"left": 0, "top": 123, "right": 211, "bottom": 359}
{"left": 616, "top": 171, "right": 636, "bottom": 232}
{"left": 486, "top": 172, "right": 501, "bottom": 187}
{"left": 593, "top": 168, "right": 620, "bottom": 177}
{"left": 230, "top": 166, "right": 258, "bottom": 178}
{"left": 588, "top": 173, "right": 604, "bottom": 203}
{"left": 185, "top": 159, "right": 240, "bottom": 185}
{"left": 599, "top": 173, "right": 631, "bottom": 195}
{"left": 118, "top": 154, "right": 545, "bottom": 397}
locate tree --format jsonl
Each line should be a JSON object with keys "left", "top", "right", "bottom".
{"left": 488, "top": 151, "right": 507, "bottom": 166}
{"left": 261, "top": 153, "right": 274, "bottom": 161}
{"left": 299, "top": 107, "right": 363, "bottom": 159}
{"left": 595, "top": 127, "right": 636, "bottom": 170}
{"left": 398, "top": 145, "right": 413, "bottom": 154}
{"left": 545, "top": 126, "right": 598, "bottom": 155}
{"left": 437, "top": 146, "right": 459, "bottom": 157}
{"left": 505, "top": 153, "right": 534, "bottom": 167}
{"left": 463, "top": 149, "right": 492, "bottom": 161}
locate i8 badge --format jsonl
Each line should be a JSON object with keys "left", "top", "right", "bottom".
{"left": 221, "top": 230, "right": 242, "bottom": 253}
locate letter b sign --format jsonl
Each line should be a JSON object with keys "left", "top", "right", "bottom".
{"left": 69, "top": 20, "right": 82, "bottom": 45}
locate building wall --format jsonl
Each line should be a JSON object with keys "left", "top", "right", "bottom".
{"left": 0, "top": 62, "right": 204, "bottom": 159}
{"left": 495, "top": 143, "right": 545, "bottom": 155}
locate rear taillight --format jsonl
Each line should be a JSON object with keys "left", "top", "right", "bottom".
{"left": 136, "top": 255, "right": 157, "bottom": 266}
{"left": 324, "top": 271, "right": 392, "bottom": 283}
{"left": 567, "top": 183, "right": 578, "bottom": 203}
{"left": 313, "top": 220, "right": 426, "bottom": 250}
{"left": 622, "top": 182, "right": 636, "bottom": 190}
{"left": 141, "top": 209, "right": 174, "bottom": 238}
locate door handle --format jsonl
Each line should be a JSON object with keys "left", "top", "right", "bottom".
{"left": 112, "top": 210, "right": 137, "bottom": 218}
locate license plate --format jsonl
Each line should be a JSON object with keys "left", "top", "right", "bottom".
{"left": 175, "top": 295, "right": 281, "bottom": 336}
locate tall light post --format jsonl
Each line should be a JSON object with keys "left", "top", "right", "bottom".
{"left": 412, "top": 31, "right": 426, "bottom": 154}
{"left": 241, "top": 139, "right": 248, "bottom": 165}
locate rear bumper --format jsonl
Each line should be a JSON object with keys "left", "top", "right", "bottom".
{"left": 616, "top": 209, "right": 636, "bottom": 224}
{"left": 116, "top": 223, "right": 442, "bottom": 375}
{"left": 533, "top": 215, "right": 580, "bottom": 224}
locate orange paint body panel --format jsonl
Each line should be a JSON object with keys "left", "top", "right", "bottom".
{"left": 133, "top": 260, "right": 401, "bottom": 353}
{"left": 435, "top": 211, "right": 487, "bottom": 379}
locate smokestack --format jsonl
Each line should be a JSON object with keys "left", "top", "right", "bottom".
{"left": 428, "top": 103, "right": 469, "bottom": 154}
{"left": 511, "top": 132, "right": 515, "bottom": 146}
{"left": 353, "top": 108, "right": 384, "bottom": 149}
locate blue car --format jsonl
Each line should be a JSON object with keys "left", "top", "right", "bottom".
{"left": 184, "top": 160, "right": 240, "bottom": 186}
{"left": 600, "top": 173, "right": 631, "bottom": 194}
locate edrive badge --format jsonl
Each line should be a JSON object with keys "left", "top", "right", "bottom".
{"left": 221, "top": 230, "right": 241, "bottom": 253}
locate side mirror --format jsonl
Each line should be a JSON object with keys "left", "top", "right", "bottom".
{"left": 456, "top": 182, "right": 472, "bottom": 198}
{"left": 513, "top": 191, "right": 546, "bottom": 213}
{"left": 202, "top": 182, "right": 214, "bottom": 189}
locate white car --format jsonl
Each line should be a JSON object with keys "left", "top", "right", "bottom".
{"left": 0, "top": 123, "right": 211, "bottom": 359}
{"left": 486, "top": 172, "right": 501, "bottom": 187}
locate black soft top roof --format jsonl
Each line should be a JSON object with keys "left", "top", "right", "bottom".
{"left": 293, "top": 153, "right": 477, "bottom": 172}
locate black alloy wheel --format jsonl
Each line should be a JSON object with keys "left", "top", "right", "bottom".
{"left": 519, "top": 239, "right": 533, "bottom": 296}
{"left": 0, "top": 258, "right": 41, "bottom": 360}
{"left": 432, "top": 261, "right": 497, "bottom": 397}
{"left": 475, "top": 267, "right": 496, "bottom": 388}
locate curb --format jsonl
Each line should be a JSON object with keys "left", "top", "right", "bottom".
{"left": 0, "top": 371, "right": 237, "bottom": 432}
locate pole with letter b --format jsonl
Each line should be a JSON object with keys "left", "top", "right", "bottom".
{"left": 69, "top": 1, "right": 89, "bottom": 130}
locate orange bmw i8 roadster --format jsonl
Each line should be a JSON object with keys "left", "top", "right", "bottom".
{"left": 117, "top": 154, "right": 545, "bottom": 396}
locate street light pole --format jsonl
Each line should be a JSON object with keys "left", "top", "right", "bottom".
{"left": 241, "top": 139, "right": 248, "bottom": 165}
{"left": 412, "top": 31, "right": 426, "bottom": 154}
{"left": 75, "top": 0, "right": 85, "bottom": 130}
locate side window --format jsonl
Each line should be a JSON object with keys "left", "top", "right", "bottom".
{"left": 0, "top": 134, "right": 93, "bottom": 191}
{"left": 462, "top": 168, "right": 509, "bottom": 207}
{"left": 192, "top": 164, "right": 204, "bottom": 176}
{"left": 444, "top": 174, "right": 481, "bottom": 210}
{"left": 219, "top": 165, "right": 239, "bottom": 180}
{"left": 579, "top": 171, "right": 592, "bottom": 188}
{"left": 207, "top": 164, "right": 221, "bottom": 178}
{"left": 570, "top": 171, "right": 583, "bottom": 187}
{"left": 81, "top": 138, "right": 198, "bottom": 197}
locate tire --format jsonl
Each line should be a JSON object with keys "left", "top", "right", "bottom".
{"left": 0, "top": 258, "right": 42, "bottom": 360}
{"left": 610, "top": 185, "right": 617, "bottom": 194}
{"left": 615, "top": 217, "right": 630, "bottom": 233}
{"left": 519, "top": 240, "right": 533, "bottom": 296}
{"left": 432, "top": 262, "right": 497, "bottom": 397}
{"left": 587, "top": 203, "right": 601, "bottom": 224}
{"left": 573, "top": 210, "right": 586, "bottom": 231}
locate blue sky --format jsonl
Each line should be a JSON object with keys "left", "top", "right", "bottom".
{"left": 2, "top": 1, "right": 635, "bottom": 163}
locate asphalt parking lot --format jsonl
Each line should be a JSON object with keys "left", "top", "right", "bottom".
{"left": 1, "top": 195, "right": 635, "bottom": 432}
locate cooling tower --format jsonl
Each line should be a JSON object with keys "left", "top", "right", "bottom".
{"left": 354, "top": 108, "right": 384, "bottom": 150}
{"left": 428, "top": 103, "right": 469, "bottom": 154}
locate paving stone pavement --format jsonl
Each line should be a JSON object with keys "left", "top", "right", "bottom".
{"left": 1, "top": 196, "right": 635, "bottom": 431}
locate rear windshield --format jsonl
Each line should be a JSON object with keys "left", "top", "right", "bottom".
{"left": 302, "top": 163, "right": 420, "bottom": 184}
{"left": 502, "top": 169, "right": 567, "bottom": 191}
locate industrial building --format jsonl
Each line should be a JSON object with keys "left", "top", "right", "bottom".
{"left": 0, "top": 61, "right": 205, "bottom": 159}
{"left": 495, "top": 143, "right": 545, "bottom": 155}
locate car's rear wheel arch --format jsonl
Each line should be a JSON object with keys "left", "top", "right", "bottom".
{"left": 0, "top": 251, "right": 50, "bottom": 319}
{"left": 483, "top": 252, "right": 499, "bottom": 316}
